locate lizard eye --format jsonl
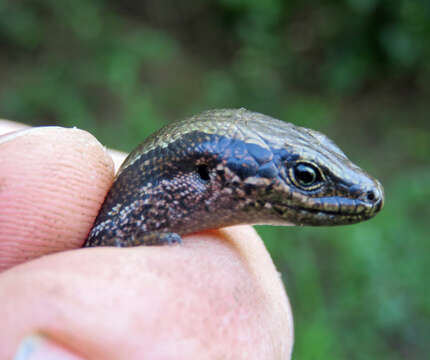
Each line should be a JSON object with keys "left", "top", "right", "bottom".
{"left": 290, "top": 162, "right": 323, "bottom": 190}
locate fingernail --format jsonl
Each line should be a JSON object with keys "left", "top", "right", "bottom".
{"left": 14, "top": 335, "right": 84, "bottom": 360}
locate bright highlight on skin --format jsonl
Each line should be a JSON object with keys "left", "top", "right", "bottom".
{"left": 14, "top": 335, "right": 82, "bottom": 360}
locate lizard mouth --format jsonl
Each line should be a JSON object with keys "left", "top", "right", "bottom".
{"left": 267, "top": 174, "right": 384, "bottom": 226}
{"left": 272, "top": 197, "right": 382, "bottom": 226}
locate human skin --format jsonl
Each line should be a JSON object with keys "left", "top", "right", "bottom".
{"left": 0, "top": 121, "right": 293, "bottom": 359}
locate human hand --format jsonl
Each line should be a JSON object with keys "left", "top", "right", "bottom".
{"left": 0, "top": 121, "right": 293, "bottom": 359}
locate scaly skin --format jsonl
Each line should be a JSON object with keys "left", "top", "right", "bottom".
{"left": 85, "top": 108, "right": 384, "bottom": 247}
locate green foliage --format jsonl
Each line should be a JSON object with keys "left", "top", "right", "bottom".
{"left": 262, "top": 167, "right": 430, "bottom": 359}
{"left": 1, "top": 0, "right": 429, "bottom": 358}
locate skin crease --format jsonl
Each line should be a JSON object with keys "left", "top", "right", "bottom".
{"left": 0, "top": 121, "right": 293, "bottom": 359}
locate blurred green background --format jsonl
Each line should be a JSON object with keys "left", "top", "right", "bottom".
{"left": 1, "top": 0, "right": 429, "bottom": 358}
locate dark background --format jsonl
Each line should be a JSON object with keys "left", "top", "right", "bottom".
{"left": 1, "top": 1, "right": 429, "bottom": 358}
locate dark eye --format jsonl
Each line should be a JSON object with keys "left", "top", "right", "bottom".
{"left": 197, "top": 164, "right": 210, "bottom": 181}
{"left": 290, "top": 162, "right": 323, "bottom": 189}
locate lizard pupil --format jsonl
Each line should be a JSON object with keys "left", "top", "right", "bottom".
{"left": 294, "top": 163, "right": 318, "bottom": 187}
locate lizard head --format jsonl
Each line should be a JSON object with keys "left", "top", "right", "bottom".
{"left": 178, "top": 109, "right": 384, "bottom": 226}
{"left": 116, "top": 108, "right": 384, "bottom": 230}
{"left": 217, "top": 109, "right": 385, "bottom": 226}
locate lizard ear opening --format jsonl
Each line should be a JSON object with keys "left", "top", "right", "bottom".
{"left": 197, "top": 164, "right": 210, "bottom": 181}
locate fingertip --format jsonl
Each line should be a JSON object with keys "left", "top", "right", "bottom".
{"left": 0, "top": 126, "right": 115, "bottom": 271}
{"left": 0, "top": 119, "right": 29, "bottom": 136}
{"left": 107, "top": 149, "right": 127, "bottom": 173}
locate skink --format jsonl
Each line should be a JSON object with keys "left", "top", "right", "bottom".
{"left": 85, "top": 108, "right": 384, "bottom": 247}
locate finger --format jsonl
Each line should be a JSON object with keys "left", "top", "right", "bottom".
{"left": 0, "top": 119, "right": 126, "bottom": 173}
{"left": 0, "top": 127, "right": 114, "bottom": 272}
{"left": 107, "top": 148, "right": 127, "bottom": 173}
{"left": 0, "top": 226, "right": 293, "bottom": 360}
{"left": 0, "top": 119, "right": 29, "bottom": 135}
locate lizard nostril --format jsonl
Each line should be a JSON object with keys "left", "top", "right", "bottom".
{"left": 366, "top": 190, "right": 376, "bottom": 202}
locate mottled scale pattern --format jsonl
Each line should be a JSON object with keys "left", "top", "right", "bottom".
{"left": 85, "top": 109, "right": 384, "bottom": 247}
